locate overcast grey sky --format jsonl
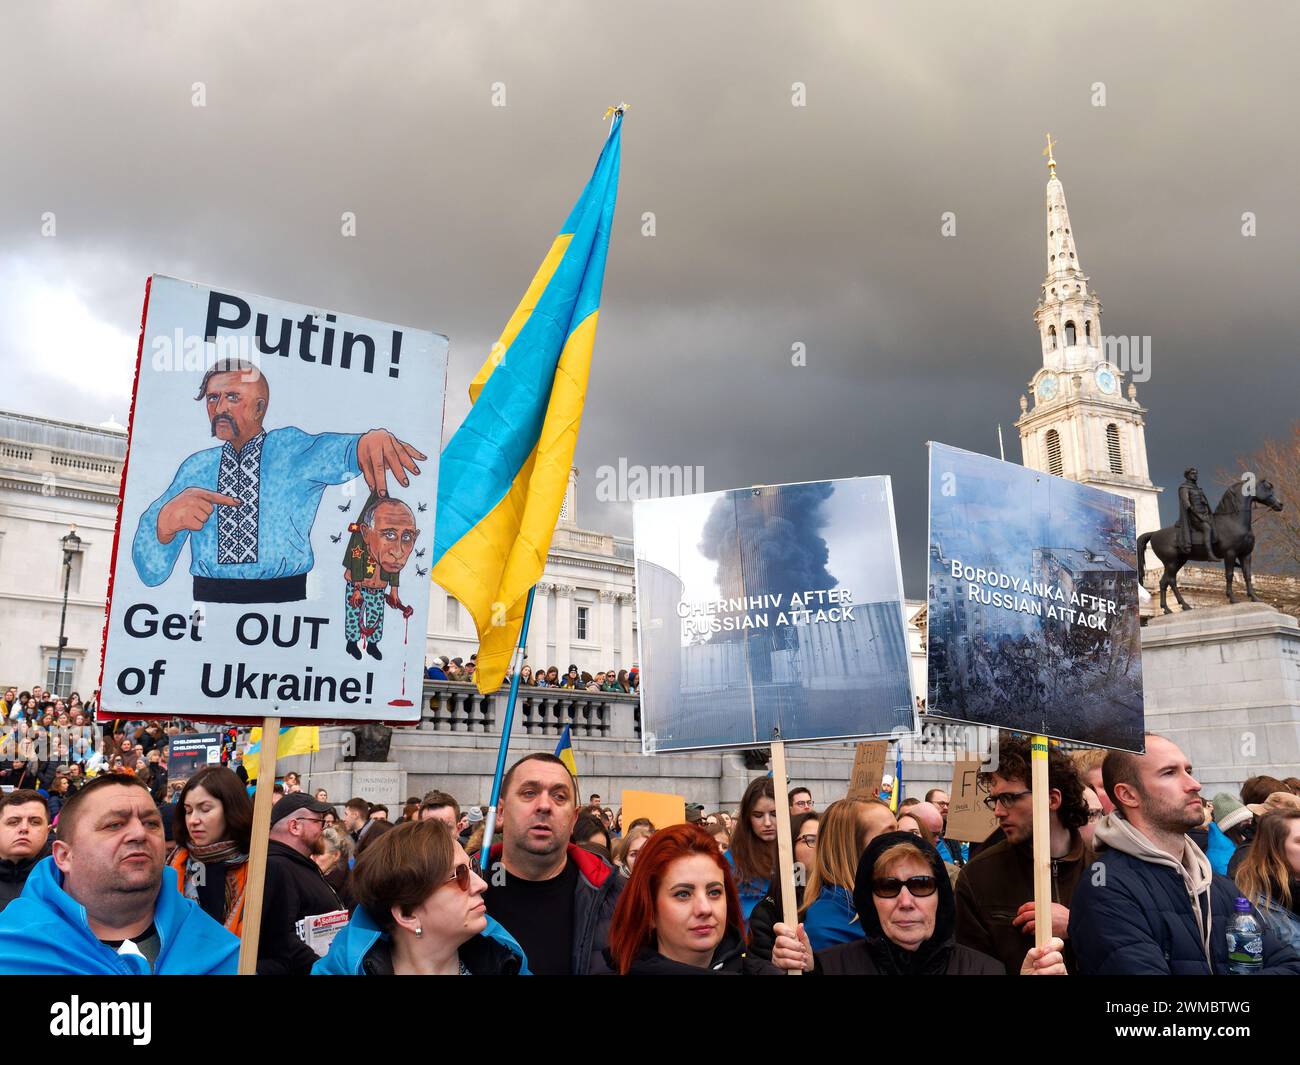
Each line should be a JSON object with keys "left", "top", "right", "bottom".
{"left": 3, "top": 1, "right": 1297, "bottom": 596}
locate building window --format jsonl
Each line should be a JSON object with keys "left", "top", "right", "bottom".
{"left": 1085, "top": 320, "right": 1092, "bottom": 342}
{"left": 56, "top": 544, "right": 84, "bottom": 596}
{"left": 1107, "top": 423, "right": 1124, "bottom": 474}
{"left": 45, "top": 653, "right": 78, "bottom": 697}
{"left": 1047, "top": 325, "right": 1057, "bottom": 349}
{"left": 445, "top": 597, "right": 459, "bottom": 632}
{"left": 1064, "top": 321, "right": 1077, "bottom": 346}
{"left": 1045, "top": 430, "right": 1063, "bottom": 477}
{"left": 576, "top": 606, "right": 589, "bottom": 641}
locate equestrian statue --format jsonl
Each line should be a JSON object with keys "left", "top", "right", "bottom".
{"left": 1138, "top": 467, "right": 1284, "bottom": 614}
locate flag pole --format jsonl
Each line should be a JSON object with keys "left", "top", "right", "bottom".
{"left": 476, "top": 584, "right": 537, "bottom": 875}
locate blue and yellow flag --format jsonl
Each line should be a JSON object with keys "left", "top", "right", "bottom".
{"left": 890, "top": 743, "right": 904, "bottom": 813}
{"left": 433, "top": 112, "right": 624, "bottom": 694}
{"left": 244, "top": 726, "right": 319, "bottom": 781}
{"left": 555, "top": 724, "right": 579, "bottom": 783}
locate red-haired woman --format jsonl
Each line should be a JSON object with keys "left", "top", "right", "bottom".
{"left": 606, "top": 824, "right": 794, "bottom": 975}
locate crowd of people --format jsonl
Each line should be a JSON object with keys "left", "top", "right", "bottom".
{"left": 425, "top": 656, "right": 640, "bottom": 694}
{"left": 1, "top": 708, "right": 1298, "bottom": 976}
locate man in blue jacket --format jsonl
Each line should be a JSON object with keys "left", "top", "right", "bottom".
{"left": 1068, "top": 734, "right": 1300, "bottom": 975}
{"left": 0, "top": 775, "right": 238, "bottom": 974}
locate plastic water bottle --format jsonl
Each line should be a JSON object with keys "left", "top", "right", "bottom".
{"left": 1226, "top": 897, "right": 1263, "bottom": 974}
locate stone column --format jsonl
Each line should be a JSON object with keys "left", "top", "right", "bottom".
{"left": 599, "top": 590, "right": 617, "bottom": 666}
{"left": 529, "top": 582, "right": 552, "bottom": 670}
{"left": 554, "top": 584, "right": 574, "bottom": 668}
{"left": 618, "top": 592, "right": 636, "bottom": 665}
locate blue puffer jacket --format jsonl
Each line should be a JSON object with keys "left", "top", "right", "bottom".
{"left": 1203, "top": 823, "right": 1236, "bottom": 877}
{"left": 0, "top": 857, "right": 238, "bottom": 975}
{"left": 313, "top": 905, "right": 530, "bottom": 975}
{"left": 801, "top": 884, "right": 865, "bottom": 953}
{"left": 1068, "top": 815, "right": 1300, "bottom": 976}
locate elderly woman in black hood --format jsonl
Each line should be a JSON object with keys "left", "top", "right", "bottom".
{"left": 773, "top": 832, "right": 1067, "bottom": 975}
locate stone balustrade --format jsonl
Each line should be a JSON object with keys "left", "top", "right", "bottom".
{"left": 420, "top": 680, "right": 642, "bottom": 741}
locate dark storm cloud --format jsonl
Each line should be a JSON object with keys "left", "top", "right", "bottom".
{"left": 2, "top": 1, "right": 1297, "bottom": 596}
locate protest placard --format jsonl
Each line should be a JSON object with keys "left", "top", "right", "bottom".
{"left": 633, "top": 477, "right": 916, "bottom": 753}
{"left": 97, "top": 276, "right": 447, "bottom": 725}
{"left": 847, "top": 740, "right": 888, "bottom": 800}
{"left": 925, "top": 442, "right": 1144, "bottom": 752}
{"left": 944, "top": 757, "right": 1000, "bottom": 842}
{"left": 166, "top": 731, "right": 224, "bottom": 783}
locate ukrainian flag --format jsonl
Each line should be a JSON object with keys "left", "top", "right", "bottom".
{"left": 433, "top": 111, "right": 624, "bottom": 694}
{"left": 243, "top": 726, "right": 319, "bottom": 781}
{"left": 555, "top": 724, "right": 579, "bottom": 783}
{"left": 890, "top": 744, "right": 904, "bottom": 813}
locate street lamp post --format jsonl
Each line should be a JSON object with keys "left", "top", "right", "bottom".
{"left": 54, "top": 526, "right": 82, "bottom": 699}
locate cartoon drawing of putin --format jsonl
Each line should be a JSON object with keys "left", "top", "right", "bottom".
{"left": 132, "top": 359, "right": 427, "bottom": 604}
{"left": 342, "top": 492, "right": 418, "bottom": 660}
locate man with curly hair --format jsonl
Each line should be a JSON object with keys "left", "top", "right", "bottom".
{"left": 954, "top": 735, "right": 1093, "bottom": 974}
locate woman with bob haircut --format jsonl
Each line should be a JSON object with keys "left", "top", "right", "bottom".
{"left": 167, "top": 766, "right": 254, "bottom": 935}
{"left": 614, "top": 824, "right": 654, "bottom": 877}
{"left": 314, "top": 820, "right": 529, "bottom": 975}
{"left": 771, "top": 831, "right": 1067, "bottom": 976}
{"left": 606, "top": 824, "right": 798, "bottom": 975}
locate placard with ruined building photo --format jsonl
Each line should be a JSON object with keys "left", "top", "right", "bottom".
{"left": 633, "top": 477, "right": 916, "bottom": 753}
{"left": 926, "top": 441, "right": 1144, "bottom": 751}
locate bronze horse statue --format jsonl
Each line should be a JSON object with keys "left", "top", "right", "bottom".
{"left": 1138, "top": 478, "right": 1284, "bottom": 614}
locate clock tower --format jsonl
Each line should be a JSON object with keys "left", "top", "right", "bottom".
{"left": 1015, "top": 136, "right": 1162, "bottom": 547}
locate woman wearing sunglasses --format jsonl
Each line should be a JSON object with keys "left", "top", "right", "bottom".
{"left": 772, "top": 832, "right": 1067, "bottom": 975}
{"left": 314, "top": 820, "right": 529, "bottom": 975}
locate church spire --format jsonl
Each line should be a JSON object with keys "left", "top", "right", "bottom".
{"left": 1043, "top": 134, "right": 1087, "bottom": 293}
{"left": 1032, "top": 136, "right": 1100, "bottom": 370}
{"left": 1016, "top": 136, "right": 1163, "bottom": 570}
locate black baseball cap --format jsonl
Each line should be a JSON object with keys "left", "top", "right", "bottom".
{"left": 271, "top": 792, "right": 334, "bottom": 825}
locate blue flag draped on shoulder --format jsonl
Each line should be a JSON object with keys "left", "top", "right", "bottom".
{"left": 433, "top": 112, "right": 624, "bottom": 694}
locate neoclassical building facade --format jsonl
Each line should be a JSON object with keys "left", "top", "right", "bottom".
{"left": 0, "top": 410, "right": 126, "bottom": 694}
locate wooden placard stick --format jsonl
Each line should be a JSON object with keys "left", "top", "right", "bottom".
{"left": 237, "top": 716, "right": 281, "bottom": 975}
{"left": 1030, "top": 734, "right": 1052, "bottom": 951}
{"left": 769, "top": 734, "right": 801, "bottom": 976}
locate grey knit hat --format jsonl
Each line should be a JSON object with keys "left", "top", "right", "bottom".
{"left": 1211, "top": 792, "right": 1252, "bottom": 833}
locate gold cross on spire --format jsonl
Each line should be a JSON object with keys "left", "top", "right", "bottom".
{"left": 603, "top": 101, "right": 630, "bottom": 120}
{"left": 1043, "top": 132, "right": 1057, "bottom": 176}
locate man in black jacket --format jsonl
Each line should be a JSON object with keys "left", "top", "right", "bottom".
{"left": 955, "top": 738, "right": 1092, "bottom": 975}
{"left": 1069, "top": 734, "right": 1300, "bottom": 975}
{"left": 0, "top": 790, "right": 52, "bottom": 913}
{"left": 256, "top": 793, "right": 345, "bottom": 976}
{"left": 481, "top": 753, "right": 623, "bottom": 975}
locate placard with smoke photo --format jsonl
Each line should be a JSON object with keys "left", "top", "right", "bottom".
{"left": 634, "top": 477, "right": 916, "bottom": 753}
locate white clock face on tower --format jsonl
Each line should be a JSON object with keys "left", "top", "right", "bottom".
{"left": 1037, "top": 373, "right": 1059, "bottom": 402}
{"left": 1095, "top": 366, "right": 1117, "bottom": 395}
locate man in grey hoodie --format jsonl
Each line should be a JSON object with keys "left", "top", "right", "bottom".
{"left": 1068, "top": 734, "right": 1300, "bottom": 975}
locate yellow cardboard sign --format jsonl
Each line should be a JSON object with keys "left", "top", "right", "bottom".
{"left": 620, "top": 788, "right": 686, "bottom": 832}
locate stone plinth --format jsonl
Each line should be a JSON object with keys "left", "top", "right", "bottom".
{"left": 1141, "top": 602, "right": 1300, "bottom": 794}
{"left": 305, "top": 761, "right": 407, "bottom": 809}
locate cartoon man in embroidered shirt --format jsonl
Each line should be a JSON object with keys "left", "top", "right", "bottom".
{"left": 132, "top": 359, "right": 427, "bottom": 604}
{"left": 342, "top": 492, "right": 418, "bottom": 660}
